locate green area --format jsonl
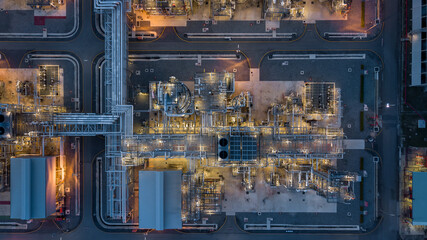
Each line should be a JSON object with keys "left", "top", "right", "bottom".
{"left": 360, "top": 157, "right": 364, "bottom": 170}
{"left": 360, "top": 111, "right": 364, "bottom": 131}
{"left": 361, "top": 64, "right": 365, "bottom": 70}
{"left": 360, "top": 75, "right": 364, "bottom": 103}
{"left": 361, "top": 1, "right": 365, "bottom": 28}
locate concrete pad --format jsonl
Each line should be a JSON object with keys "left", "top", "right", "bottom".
{"left": 0, "top": 68, "right": 64, "bottom": 107}
{"left": 0, "top": 0, "right": 67, "bottom": 16}
{"left": 220, "top": 168, "right": 336, "bottom": 215}
{"left": 0, "top": 0, "right": 32, "bottom": 10}
{"left": 265, "top": 21, "right": 280, "bottom": 31}
{"left": 303, "top": 1, "right": 346, "bottom": 22}
{"left": 0, "top": 192, "right": 10, "bottom": 216}
{"left": 34, "top": 0, "right": 67, "bottom": 17}
{"left": 0, "top": 68, "right": 38, "bottom": 106}
{"left": 232, "top": 5, "right": 262, "bottom": 20}
{"left": 343, "top": 139, "right": 365, "bottom": 149}
{"left": 34, "top": 9, "right": 66, "bottom": 17}
{"left": 190, "top": 3, "right": 211, "bottom": 20}
{"left": 249, "top": 68, "right": 259, "bottom": 82}
{"left": 142, "top": 15, "right": 188, "bottom": 27}
{"left": 235, "top": 71, "right": 304, "bottom": 122}
{"left": 0, "top": 192, "right": 9, "bottom": 202}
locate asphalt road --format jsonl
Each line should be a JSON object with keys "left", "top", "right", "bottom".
{"left": 0, "top": 0, "right": 402, "bottom": 239}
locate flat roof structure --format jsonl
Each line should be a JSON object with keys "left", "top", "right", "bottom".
{"left": 10, "top": 156, "right": 56, "bottom": 220}
{"left": 411, "top": 0, "right": 427, "bottom": 86}
{"left": 229, "top": 135, "right": 258, "bottom": 162}
{"left": 412, "top": 172, "right": 427, "bottom": 225}
{"left": 138, "top": 170, "right": 182, "bottom": 230}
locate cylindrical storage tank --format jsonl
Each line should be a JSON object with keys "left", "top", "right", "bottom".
{"left": 219, "top": 151, "right": 228, "bottom": 159}
{"left": 219, "top": 138, "right": 228, "bottom": 147}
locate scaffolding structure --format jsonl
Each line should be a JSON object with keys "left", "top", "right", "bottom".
{"left": 1, "top": 0, "right": 132, "bottom": 221}
{"left": 149, "top": 77, "right": 194, "bottom": 117}
{"left": 264, "top": 0, "right": 305, "bottom": 20}
{"left": 121, "top": 76, "right": 359, "bottom": 220}
{"left": 181, "top": 172, "right": 223, "bottom": 223}
{"left": 331, "top": 0, "right": 352, "bottom": 16}
{"left": 304, "top": 82, "right": 336, "bottom": 115}
{"left": 94, "top": 0, "right": 130, "bottom": 222}
{"left": 194, "top": 72, "right": 234, "bottom": 113}
{"left": 212, "top": 0, "right": 236, "bottom": 18}
{"left": 0, "top": 0, "right": 362, "bottom": 224}
{"left": 132, "top": 0, "right": 192, "bottom": 15}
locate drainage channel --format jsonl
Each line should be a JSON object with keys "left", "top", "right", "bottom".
{"left": 244, "top": 224, "right": 360, "bottom": 231}
{"left": 269, "top": 54, "right": 366, "bottom": 60}
{"left": 0, "top": 222, "right": 28, "bottom": 230}
{"left": 128, "top": 54, "right": 241, "bottom": 62}
{"left": 324, "top": 32, "right": 368, "bottom": 39}
{"left": 184, "top": 32, "right": 296, "bottom": 39}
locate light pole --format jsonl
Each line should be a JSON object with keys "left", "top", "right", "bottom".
{"left": 405, "top": 28, "right": 427, "bottom": 42}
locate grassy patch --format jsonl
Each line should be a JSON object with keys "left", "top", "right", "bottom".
{"left": 361, "top": 1, "right": 365, "bottom": 28}
{"left": 360, "top": 111, "right": 364, "bottom": 131}
{"left": 361, "top": 64, "right": 365, "bottom": 70}
{"left": 360, "top": 157, "right": 364, "bottom": 170}
{"left": 360, "top": 75, "right": 364, "bottom": 103}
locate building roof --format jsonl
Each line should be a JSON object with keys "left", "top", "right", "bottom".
{"left": 412, "top": 172, "right": 427, "bottom": 225}
{"left": 10, "top": 157, "right": 56, "bottom": 220}
{"left": 139, "top": 170, "right": 182, "bottom": 230}
{"left": 229, "top": 135, "right": 258, "bottom": 161}
{"left": 411, "top": 0, "right": 426, "bottom": 86}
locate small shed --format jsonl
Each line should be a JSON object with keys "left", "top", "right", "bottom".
{"left": 412, "top": 172, "right": 427, "bottom": 225}
{"left": 10, "top": 157, "right": 56, "bottom": 220}
{"left": 139, "top": 170, "right": 182, "bottom": 230}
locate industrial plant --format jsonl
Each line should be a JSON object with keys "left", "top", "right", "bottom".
{"left": 0, "top": 10, "right": 362, "bottom": 230}
{"left": 0, "top": 0, "right": 408, "bottom": 239}
{"left": 0, "top": 66, "right": 67, "bottom": 221}
{"left": 128, "top": 0, "right": 352, "bottom": 26}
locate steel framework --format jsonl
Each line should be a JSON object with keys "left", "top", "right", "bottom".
{"left": 93, "top": 0, "right": 129, "bottom": 222}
